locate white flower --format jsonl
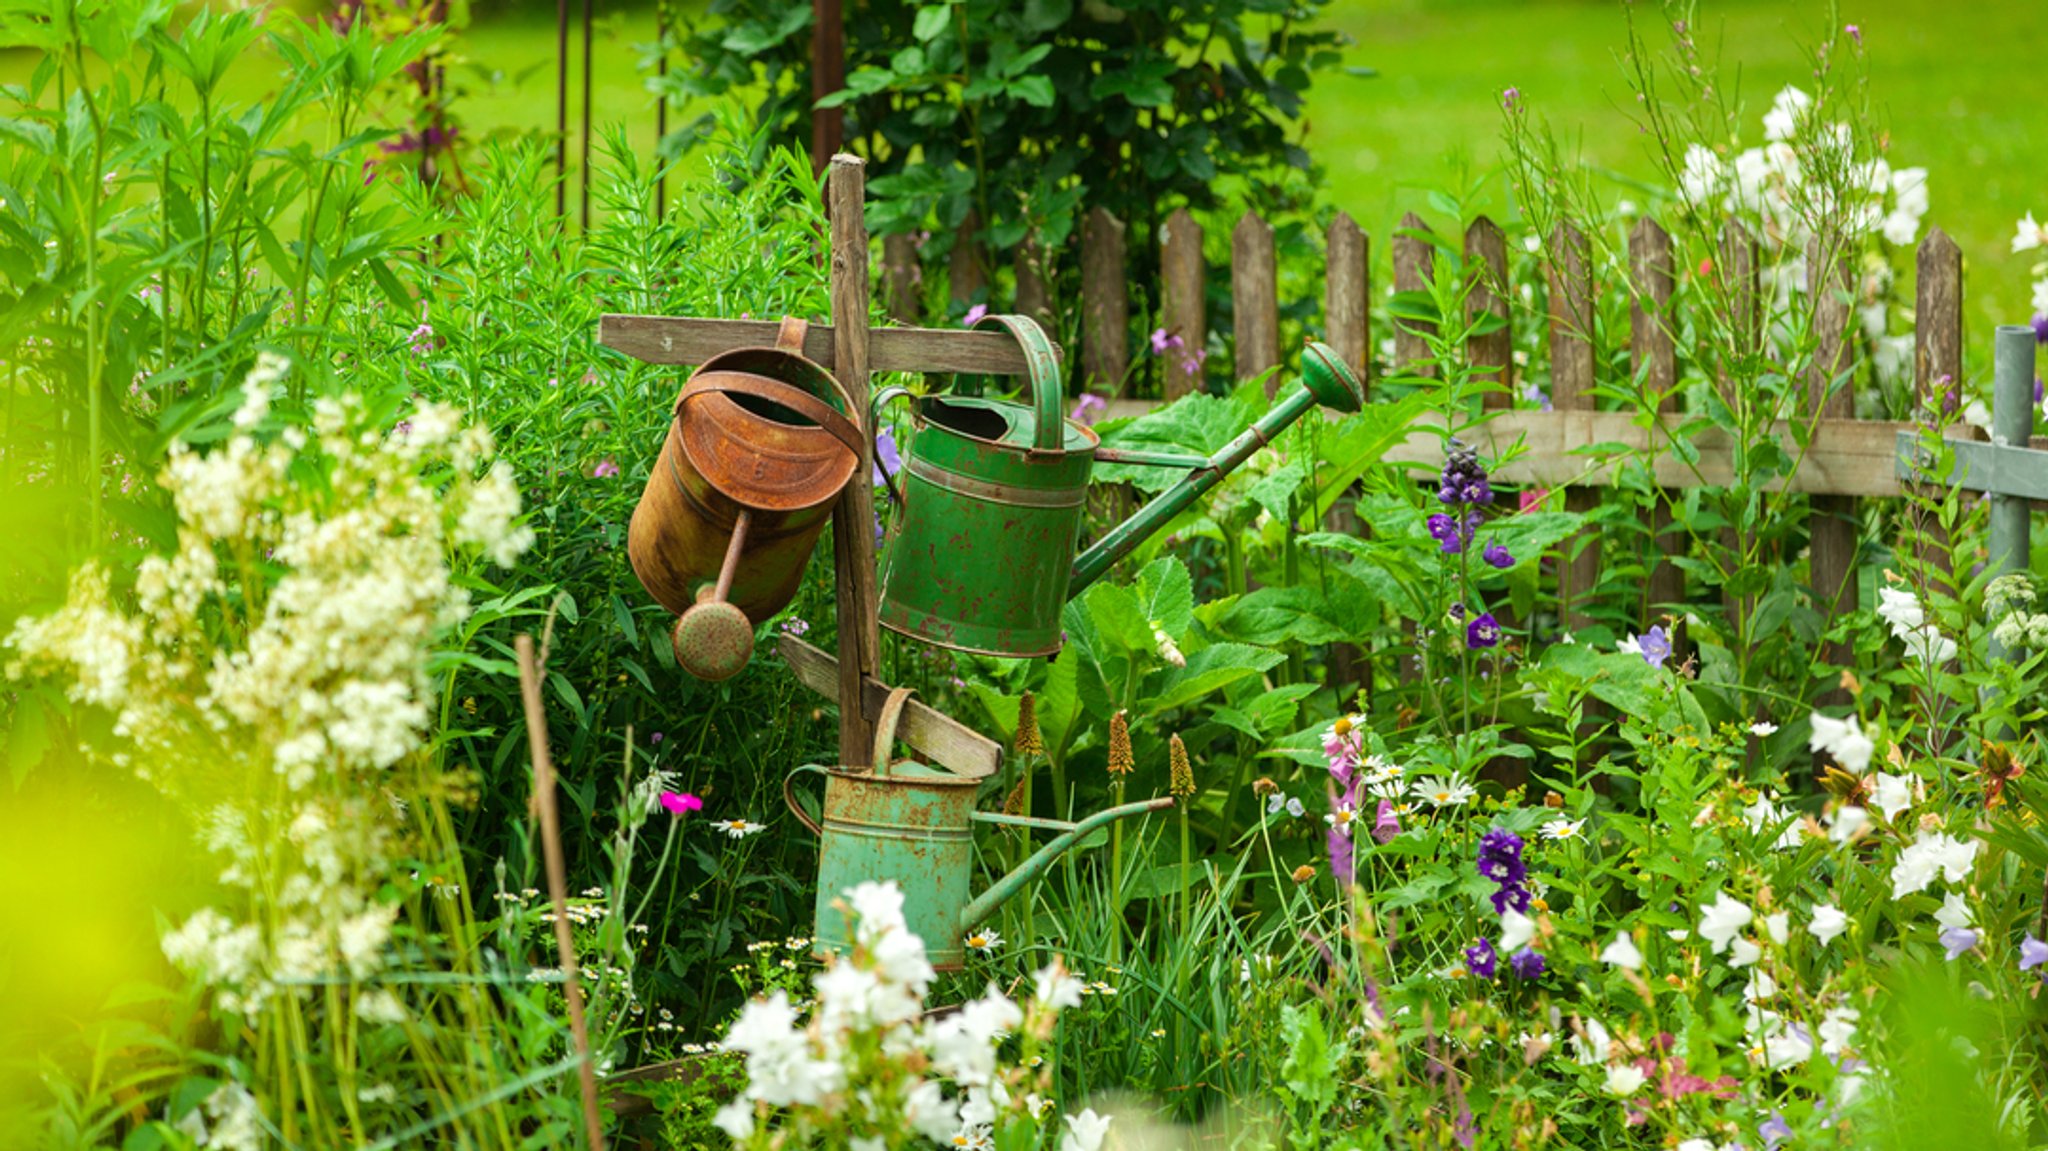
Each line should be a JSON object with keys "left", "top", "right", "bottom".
{"left": 717, "top": 819, "right": 766, "bottom": 839}
{"left": 1152, "top": 626, "right": 1186, "bottom": 668}
{"left": 1749, "top": 720, "right": 1779, "bottom": 736}
{"left": 1034, "top": 960, "right": 1084, "bottom": 1011}
{"left": 1569, "top": 1017, "right": 1612, "bottom": 1065}
{"left": 712, "top": 1099, "right": 756, "bottom": 1140}
{"left": 904, "top": 1079, "right": 962, "bottom": 1144}
{"left": 1324, "top": 804, "right": 1358, "bottom": 838}
{"left": 1742, "top": 970, "right": 1777, "bottom": 1003}
{"left": 1819, "top": 1006, "right": 1860, "bottom": 1058}
{"left": 1870, "top": 772, "right": 1914, "bottom": 821}
{"left": 1410, "top": 774, "right": 1477, "bottom": 808}
{"left": 927, "top": 986, "right": 1023, "bottom": 1088}
{"left": 1541, "top": 818, "right": 1585, "bottom": 841}
{"left": 1499, "top": 908, "right": 1536, "bottom": 954}
{"left": 965, "top": 927, "right": 1003, "bottom": 953}
{"left": 1807, "top": 712, "right": 1875, "bottom": 774}
{"left": 1898, "top": 623, "right": 1957, "bottom": 665}
{"left": 1603, "top": 1064, "right": 1648, "bottom": 1096}
{"left": 1698, "top": 892, "right": 1753, "bottom": 954}
{"left": 1763, "top": 85, "right": 1812, "bottom": 141}
{"left": 1600, "top": 931, "right": 1643, "bottom": 971}
{"left": 1285, "top": 797, "right": 1306, "bottom": 818}
{"left": 1809, "top": 904, "right": 1850, "bottom": 947}
{"left": 1729, "top": 937, "right": 1763, "bottom": 968}
{"left": 1743, "top": 795, "right": 1803, "bottom": 851}
{"left": 1062, "top": 1108, "right": 1114, "bottom": 1151}
{"left": 1891, "top": 829, "right": 1979, "bottom": 899}
{"left": 1762, "top": 912, "right": 1790, "bottom": 946}
{"left": 1829, "top": 805, "right": 1869, "bottom": 844}
{"left": 2014, "top": 211, "right": 2048, "bottom": 253}
{"left": 1934, "top": 892, "right": 1973, "bottom": 931}
{"left": 1679, "top": 144, "right": 1724, "bottom": 203}
{"left": 846, "top": 881, "right": 908, "bottom": 941}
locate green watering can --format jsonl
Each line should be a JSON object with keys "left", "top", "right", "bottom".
{"left": 875, "top": 315, "right": 1366, "bottom": 658}
{"left": 784, "top": 687, "right": 1172, "bottom": 971}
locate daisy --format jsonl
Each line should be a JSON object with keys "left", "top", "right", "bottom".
{"left": 1411, "top": 775, "right": 1477, "bottom": 808}
{"left": 964, "top": 928, "right": 1003, "bottom": 953}
{"left": 717, "top": 819, "right": 766, "bottom": 839}
{"left": 1541, "top": 818, "right": 1585, "bottom": 841}
{"left": 1324, "top": 804, "right": 1359, "bottom": 838}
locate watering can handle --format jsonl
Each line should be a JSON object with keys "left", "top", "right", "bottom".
{"left": 871, "top": 685, "right": 915, "bottom": 777}
{"left": 783, "top": 763, "right": 829, "bottom": 836}
{"left": 966, "top": 314, "right": 1065, "bottom": 456}
{"left": 677, "top": 372, "right": 865, "bottom": 463}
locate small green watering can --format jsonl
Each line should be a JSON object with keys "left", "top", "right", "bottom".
{"left": 875, "top": 315, "right": 1366, "bottom": 658}
{"left": 784, "top": 687, "right": 1172, "bottom": 971}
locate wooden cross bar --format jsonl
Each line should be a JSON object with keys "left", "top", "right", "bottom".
{"left": 593, "top": 155, "right": 1010, "bottom": 777}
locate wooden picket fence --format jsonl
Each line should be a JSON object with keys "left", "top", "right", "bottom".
{"left": 871, "top": 204, "right": 2036, "bottom": 647}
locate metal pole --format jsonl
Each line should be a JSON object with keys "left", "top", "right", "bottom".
{"left": 1988, "top": 324, "right": 2037, "bottom": 664}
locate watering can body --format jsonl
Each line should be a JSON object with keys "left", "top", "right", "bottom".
{"left": 628, "top": 317, "right": 861, "bottom": 680}
{"left": 785, "top": 688, "right": 1172, "bottom": 971}
{"left": 877, "top": 319, "right": 1366, "bottom": 660}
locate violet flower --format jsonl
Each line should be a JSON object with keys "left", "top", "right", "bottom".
{"left": 1149, "top": 328, "right": 1184, "bottom": 354}
{"left": 962, "top": 303, "right": 988, "bottom": 326}
{"left": 1482, "top": 541, "right": 1514, "bottom": 569}
{"left": 1467, "top": 612, "right": 1501, "bottom": 650}
{"left": 1070, "top": 393, "right": 1108, "bottom": 425}
{"left": 1464, "top": 938, "right": 1498, "bottom": 979}
{"left": 1940, "top": 925, "right": 1979, "bottom": 960}
{"left": 2021, "top": 934, "right": 2048, "bottom": 972}
{"left": 1508, "top": 948, "right": 1545, "bottom": 980}
{"left": 1759, "top": 1113, "right": 1793, "bottom": 1150}
{"left": 590, "top": 458, "right": 619, "bottom": 479}
{"left": 873, "top": 426, "right": 903, "bottom": 485}
{"left": 2032, "top": 313, "right": 2048, "bottom": 344}
{"left": 1634, "top": 625, "right": 1672, "bottom": 668}
{"left": 1372, "top": 798, "right": 1400, "bottom": 843}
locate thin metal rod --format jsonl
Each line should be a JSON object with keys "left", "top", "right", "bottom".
{"left": 1091, "top": 446, "right": 1210, "bottom": 469}
{"left": 711, "top": 510, "right": 751, "bottom": 603}
{"left": 1989, "top": 324, "right": 2037, "bottom": 663}
{"left": 579, "top": 0, "right": 593, "bottom": 229}
{"left": 554, "top": 0, "right": 567, "bottom": 217}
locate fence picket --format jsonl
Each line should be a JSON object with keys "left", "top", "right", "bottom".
{"left": 1393, "top": 212, "right": 1435, "bottom": 377}
{"left": 1233, "top": 211, "right": 1281, "bottom": 392}
{"left": 1913, "top": 227, "right": 1965, "bottom": 584}
{"left": 1630, "top": 218, "right": 1684, "bottom": 621}
{"left": 1162, "top": 208, "right": 1206, "bottom": 398}
{"left": 1324, "top": 211, "right": 1370, "bottom": 390}
{"left": 1465, "top": 216, "right": 1511, "bottom": 409}
{"left": 1549, "top": 220, "right": 1600, "bottom": 631}
{"left": 1717, "top": 220, "right": 1761, "bottom": 635}
{"left": 1014, "top": 239, "right": 1051, "bottom": 326}
{"left": 1809, "top": 236, "right": 1859, "bottom": 701}
{"left": 950, "top": 209, "right": 985, "bottom": 306}
{"left": 1081, "top": 207, "right": 1129, "bottom": 394}
{"left": 882, "top": 233, "right": 919, "bottom": 323}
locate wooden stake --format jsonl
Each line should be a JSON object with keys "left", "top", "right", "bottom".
{"left": 1630, "top": 218, "right": 1683, "bottom": 620}
{"left": 1161, "top": 208, "right": 1205, "bottom": 398}
{"left": 1549, "top": 220, "right": 1599, "bottom": 631}
{"left": 1231, "top": 211, "right": 1280, "bottom": 393}
{"left": 1808, "top": 236, "right": 1858, "bottom": 699}
{"left": 828, "top": 156, "right": 879, "bottom": 766}
{"left": 1392, "top": 212, "right": 1436, "bottom": 377}
{"left": 515, "top": 635, "right": 606, "bottom": 1151}
{"left": 1081, "top": 207, "right": 1128, "bottom": 393}
{"left": 1465, "top": 216, "right": 1511, "bottom": 409}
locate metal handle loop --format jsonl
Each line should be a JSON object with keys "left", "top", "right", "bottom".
{"left": 783, "top": 762, "right": 829, "bottom": 836}
{"left": 961, "top": 314, "right": 1065, "bottom": 455}
{"left": 871, "top": 686, "right": 915, "bottom": 777}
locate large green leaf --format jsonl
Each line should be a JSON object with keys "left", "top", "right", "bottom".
{"left": 1140, "top": 643, "right": 1284, "bottom": 712}
{"left": 1136, "top": 556, "right": 1193, "bottom": 636}
{"left": 1202, "top": 580, "right": 1378, "bottom": 647}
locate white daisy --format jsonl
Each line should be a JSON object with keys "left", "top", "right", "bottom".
{"left": 718, "top": 819, "right": 766, "bottom": 840}
{"left": 1410, "top": 775, "right": 1477, "bottom": 808}
{"left": 1540, "top": 818, "right": 1585, "bottom": 841}
{"left": 964, "top": 928, "right": 1003, "bottom": 953}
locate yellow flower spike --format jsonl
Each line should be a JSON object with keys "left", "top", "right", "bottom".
{"left": 1291, "top": 864, "right": 1317, "bottom": 883}
{"left": 1002, "top": 775, "right": 1028, "bottom": 816}
{"left": 1015, "top": 690, "right": 1045, "bottom": 757}
{"left": 1107, "top": 709, "right": 1133, "bottom": 776}
{"left": 1169, "top": 733, "right": 1195, "bottom": 798}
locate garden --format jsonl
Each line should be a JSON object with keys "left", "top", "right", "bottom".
{"left": 3, "top": 0, "right": 2048, "bottom": 1148}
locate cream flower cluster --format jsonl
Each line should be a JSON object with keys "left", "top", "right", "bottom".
{"left": 2012, "top": 211, "right": 2048, "bottom": 317}
{"left": 6, "top": 354, "right": 534, "bottom": 1012}
{"left": 714, "top": 880, "right": 1109, "bottom": 1151}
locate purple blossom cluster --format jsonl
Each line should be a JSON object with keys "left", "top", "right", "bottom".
{"left": 1477, "top": 827, "right": 1531, "bottom": 915}
{"left": 1427, "top": 439, "right": 1492, "bottom": 556}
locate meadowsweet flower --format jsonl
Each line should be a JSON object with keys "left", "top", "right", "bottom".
{"left": 1698, "top": 892, "right": 1754, "bottom": 954}
{"left": 1541, "top": 818, "right": 1585, "bottom": 841}
{"left": 1600, "top": 931, "right": 1644, "bottom": 970}
{"left": 660, "top": 791, "right": 703, "bottom": 816}
{"left": 1509, "top": 948, "right": 1546, "bottom": 980}
{"left": 1466, "top": 612, "right": 1501, "bottom": 649}
{"left": 1939, "top": 926, "right": 1979, "bottom": 960}
{"left": 1465, "top": 938, "right": 1499, "bottom": 979}
{"left": 2019, "top": 935, "right": 2048, "bottom": 972}
{"left": 1809, "top": 904, "right": 1850, "bottom": 947}
{"left": 1807, "top": 712, "right": 1875, "bottom": 774}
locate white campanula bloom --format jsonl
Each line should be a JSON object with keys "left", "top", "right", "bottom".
{"left": 1892, "top": 829, "right": 1979, "bottom": 899}
{"left": 903, "top": 1079, "right": 962, "bottom": 1145}
{"left": 1499, "top": 908, "right": 1536, "bottom": 954}
{"left": 1061, "top": 1108, "right": 1114, "bottom": 1151}
{"left": 1743, "top": 795, "right": 1802, "bottom": 851}
{"left": 1679, "top": 144, "right": 1724, "bottom": 203}
{"left": 1870, "top": 772, "right": 1915, "bottom": 821}
{"left": 1600, "top": 931, "right": 1643, "bottom": 971}
{"left": 1819, "top": 1006, "right": 1860, "bottom": 1058}
{"left": 1729, "top": 937, "right": 1763, "bottom": 968}
{"left": 1934, "top": 892, "right": 1974, "bottom": 931}
{"left": 1569, "top": 1017, "right": 1612, "bottom": 1065}
{"left": 1763, "top": 84, "right": 1812, "bottom": 141}
{"left": 1829, "top": 805, "right": 1869, "bottom": 844}
{"left": 2014, "top": 211, "right": 2048, "bottom": 253}
{"left": 1603, "top": 1064, "right": 1647, "bottom": 1096}
{"left": 711, "top": 1099, "right": 755, "bottom": 1140}
{"left": 1809, "top": 903, "right": 1850, "bottom": 947}
{"left": 1034, "top": 960, "right": 1085, "bottom": 1011}
{"left": 1698, "top": 892, "right": 1754, "bottom": 954}
{"left": 927, "top": 986, "right": 1023, "bottom": 1088}
{"left": 1762, "top": 912, "right": 1790, "bottom": 946}
{"left": 1807, "top": 712, "right": 1875, "bottom": 774}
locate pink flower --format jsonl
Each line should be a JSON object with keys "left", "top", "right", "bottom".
{"left": 591, "top": 458, "right": 619, "bottom": 479}
{"left": 659, "top": 791, "right": 703, "bottom": 816}
{"left": 1518, "top": 487, "right": 1550, "bottom": 514}
{"left": 962, "top": 303, "right": 988, "bottom": 326}
{"left": 1149, "top": 328, "right": 1183, "bottom": 355}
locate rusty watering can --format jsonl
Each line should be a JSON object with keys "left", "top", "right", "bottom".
{"left": 785, "top": 687, "right": 1172, "bottom": 971}
{"left": 628, "top": 317, "right": 862, "bottom": 681}
{"left": 875, "top": 316, "right": 1367, "bottom": 658}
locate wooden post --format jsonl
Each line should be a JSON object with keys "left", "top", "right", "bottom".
{"left": 828, "top": 156, "right": 879, "bottom": 766}
{"left": 554, "top": 0, "right": 568, "bottom": 216}
{"left": 1161, "top": 207, "right": 1206, "bottom": 398}
{"left": 1081, "top": 207, "right": 1129, "bottom": 394}
{"left": 1549, "top": 220, "right": 1599, "bottom": 632}
{"left": 1393, "top": 212, "right": 1435, "bottom": 377}
{"left": 1324, "top": 212, "right": 1369, "bottom": 390}
{"left": 882, "top": 233, "right": 920, "bottom": 324}
{"left": 810, "top": 0, "right": 846, "bottom": 172}
{"left": 1014, "top": 239, "right": 1051, "bottom": 327}
{"left": 1913, "top": 227, "right": 1964, "bottom": 585}
{"left": 1232, "top": 211, "right": 1280, "bottom": 393}
{"left": 950, "top": 209, "right": 986, "bottom": 307}
{"left": 1808, "top": 236, "right": 1858, "bottom": 695}
{"left": 1717, "top": 220, "right": 1761, "bottom": 635}
{"left": 1631, "top": 218, "right": 1683, "bottom": 620}
{"left": 1465, "top": 216, "right": 1511, "bottom": 409}
{"left": 579, "top": 0, "right": 592, "bottom": 229}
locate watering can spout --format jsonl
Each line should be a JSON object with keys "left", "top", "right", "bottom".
{"left": 1067, "top": 341, "right": 1364, "bottom": 594}
{"left": 961, "top": 796, "right": 1176, "bottom": 931}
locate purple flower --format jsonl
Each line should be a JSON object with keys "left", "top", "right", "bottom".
{"left": 1482, "top": 541, "right": 1514, "bottom": 569}
{"left": 962, "top": 303, "right": 988, "bottom": 326}
{"left": 1940, "top": 925, "right": 1979, "bottom": 960}
{"left": 2020, "top": 935, "right": 2048, "bottom": 972}
{"left": 1372, "top": 798, "right": 1400, "bottom": 843}
{"left": 1467, "top": 612, "right": 1501, "bottom": 650}
{"left": 2032, "top": 313, "right": 2048, "bottom": 344}
{"left": 873, "top": 426, "right": 903, "bottom": 485}
{"left": 1428, "top": 513, "right": 1464, "bottom": 554}
{"left": 1464, "top": 938, "right": 1498, "bottom": 979}
{"left": 1759, "top": 1113, "right": 1793, "bottom": 1150}
{"left": 1634, "top": 625, "right": 1672, "bottom": 668}
{"left": 591, "top": 458, "right": 619, "bottom": 479}
{"left": 1438, "top": 440, "right": 1492, "bottom": 509}
{"left": 650, "top": 731, "right": 665, "bottom": 744}
{"left": 780, "top": 617, "right": 811, "bottom": 638}
{"left": 1490, "top": 883, "right": 1532, "bottom": 916}
{"left": 1508, "top": 948, "right": 1545, "bottom": 980}
{"left": 1328, "top": 823, "right": 1355, "bottom": 889}
{"left": 408, "top": 321, "right": 433, "bottom": 356}
{"left": 1519, "top": 379, "right": 1552, "bottom": 411}
{"left": 1070, "top": 393, "right": 1108, "bottom": 425}
{"left": 1149, "top": 328, "right": 1184, "bottom": 355}
{"left": 1501, "top": 87, "right": 1520, "bottom": 111}
{"left": 1844, "top": 23, "right": 1861, "bottom": 46}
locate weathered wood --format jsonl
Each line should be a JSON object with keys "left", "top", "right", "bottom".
{"left": 1232, "top": 211, "right": 1281, "bottom": 393}
{"left": 1716, "top": 220, "right": 1762, "bottom": 634}
{"left": 1465, "top": 216, "right": 1511, "bottom": 408}
{"left": 949, "top": 209, "right": 986, "bottom": 306}
{"left": 1392, "top": 212, "right": 1435, "bottom": 377}
{"left": 882, "top": 233, "right": 920, "bottom": 324}
{"left": 777, "top": 636, "right": 1003, "bottom": 777}
{"left": 1013, "top": 238, "right": 1051, "bottom": 326}
{"left": 598, "top": 315, "right": 1059, "bottom": 376}
{"left": 828, "top": 156, "right": 879, "bottom": 768}
{"left": 1548, "top": 220, "right": 1600, "bottom": 630}
{"left": 809, "top": 0, "right": 845, "bottom": 172}
{"left": 1324, "top": 211, "right": 1369, "bottom": 391}
{"left": 1081, "top": 207, "right": 1129, "bottom": 393}
{"left": 1915, "top": 228, "right": 1964, "bottom": 413}
{"left": 1161, "top": 208, "right": 1206, "bottom": 398}
{"left": 1808, "top": 238, "right": 1859, "bottom": 691}
{"left": 1630, "top": 217, "right": 1683, "bottom": 618}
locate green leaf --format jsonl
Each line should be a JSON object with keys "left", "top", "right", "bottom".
{"left": 1140, "top": 643, "right": 1284, "bottom": 712}
{"left": 1083, "top": 581, "right": 1152, "bottom": 655}
{"left": 1009, "top": 74, "right": 1055, "bottom": 108}
{"left": 912, "top": 5, "right": 952, "bottom": 42}
{"left": 1136, "top": 557, "right": 1194, "bottom": 636}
